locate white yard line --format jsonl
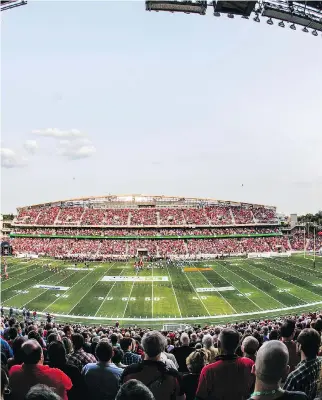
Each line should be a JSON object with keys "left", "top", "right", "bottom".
{"left": 216, "top": 261, "right": 276, "bottom": 310}
{"left": 43, "top": 268, "right": 100, "bottom": 312}
{"left": 194, "top": 265, "right": 238, "bottom": 314}
{"left": 122, "top": 280, "right": 136, "bottom": 318}
{"left": 272, "top": 259, "right": 322, "bottom": 280}
{"left": 164, "top": 263, "right": 182, "bottom": 318}
{"left": 67, "top": 264, "right": 116, "bottom": 315}
{"left": 240, "top": 260, "right": 306, "bottom": 304}
{"left": 2, "top": 262, "right": 41, "bottom": 283}
{"left": 183, "top": 270, "right": 211, "bottom": 316}
{"left": 23, "top": 271, "right": 78, "bottom": 308}
{"left": 3, "top": 268, "right": 64, "bottom": 303}
{"left": 4, "top": 300, "right": 322, "bottom": 322}
{"left": 94, "top": 266, "right": 124, "bottom": 317}
{"left": 2, "top": 266, "right": 56, "bottom": 293}
{"left": 264, "top": 259, "right": 322, "bottom": 299}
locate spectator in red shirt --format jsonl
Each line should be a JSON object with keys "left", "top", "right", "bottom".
{"left": 196, "top": 328, "right": 255, "bottom": 400}
{"left": 9, "top": 339, "right": 72, "bottom": 400}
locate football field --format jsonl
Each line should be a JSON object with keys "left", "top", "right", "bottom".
{"left": 2, "top": 255, "right": 322, "bottom": 327}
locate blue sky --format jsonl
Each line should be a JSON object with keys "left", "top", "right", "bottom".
{"left": 1, "top": 1, "right": 321, "bottom": 214}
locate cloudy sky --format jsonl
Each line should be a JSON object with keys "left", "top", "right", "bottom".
{"left": 1, "top": 1, "right": 321, "bottom": 215}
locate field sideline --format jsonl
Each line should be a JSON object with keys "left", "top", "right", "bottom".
{"left": 1, "top": 255, "right": 322, "bottom": 327}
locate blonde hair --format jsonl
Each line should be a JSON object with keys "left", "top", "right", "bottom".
{"left": 186, "top": 348, "right": 210, "bottom": 373}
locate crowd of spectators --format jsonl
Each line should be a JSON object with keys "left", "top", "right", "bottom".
{"left": 11, "top": 235, "right": 292, "bottom": 258}
{"left": 1, "top": 310, "right": 322, "bottom": 400}
{"left": 13, "top": 227, "right": 281, "bottom": 237}
{"left": 14, "top": 205, "right": 278, "bottom": 226}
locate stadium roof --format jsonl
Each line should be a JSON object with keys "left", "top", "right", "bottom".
{"left": 17, "top": 194, "right": 276, "bottom": 210}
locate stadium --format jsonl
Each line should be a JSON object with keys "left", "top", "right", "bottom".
{"left": 1, "top": 194, "right": 321, "bottom": 327}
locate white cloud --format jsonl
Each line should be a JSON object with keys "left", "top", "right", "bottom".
{"left": 32, "top": 128, "right": 84, "bottom": 139}
{"left": 23, "top": 140, "right": 38, "bottom": 155}
{"left": 1, "top": 148, "right": 28, "bottom": 168}
{"left": 57, "top": 138, "right": 96, "bottom": 160}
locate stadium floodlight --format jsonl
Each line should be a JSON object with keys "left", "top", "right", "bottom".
{"left": 312, "top": 29, "right": 318, "bottom": 36}
{"left": 145, "top": 1, "right": 207, "bottom": 15}
{"left": 278, "top": 20, "right": 285, "bottom": 27}
{"left": 212, "top": 1, "right": 256, "bottom": 17}
{"left": 290, "top": 23, "right": 296, "bottom": 30}
{"left": 253, "top": 14, "right": 260, "bottom": 22}
{"left": 1, "top": 0, "right": 27, "bottom": 12}
{"left": 302, "top": 26, "right": 309, "bottom": 32}
{"left": 267, "top": 17, "right": 274, "bottom": 25}
{"left": 262, "top": 1, "right": 322, "bottom": 32}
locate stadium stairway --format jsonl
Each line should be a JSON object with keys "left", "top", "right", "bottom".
{"left": 156, "top": 211, "right": 161, "bottom": 225}
{"left": 127, "top": 212, "right": 132, "bottom": 225}
{"left": 79, "top": 209, "right": 87, "bottom": 225}
{"left": 229, "top": 208, "right": 236, "bottom": 224}
{"left": 250, "top": 210, "right": 256, "bottom": 223}
{"left": 54, "top": 209, "right": 62, "bottom": 225}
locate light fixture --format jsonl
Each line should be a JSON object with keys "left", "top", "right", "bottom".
{"left": 227, "top": 13, "right": 234, "bottom": 18}
{"left": 312, "top": 29, "right": 318, "bottom": 36}
{"left": 253, "top": 14, "right": 260, "bottom": 22}
{"left": 278, "top": 21, "right": 285, "bottom": 28}
{"left": 214, "top": 11, "right": 220, "bottom": 16}
{"left": 302, "top": 26, "right": 309, "bottom": 32}
{"left": 241, "top": 15, "right": 249, "bottom": 19}
{"left": 290, "top": 23, "right": 296, "bottom": 30}
{"left": 267, "top": 18, "right": 273, "bottom": 25}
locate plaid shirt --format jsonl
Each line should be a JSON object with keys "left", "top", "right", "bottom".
{"left": 66, "top": 348, "right": 96, "bottom": 371}
{"left": 284, "top": 357, "right": 322, "bottom": 400}
{"left": 122, "top": 351, "right": 141, "bottom": 366}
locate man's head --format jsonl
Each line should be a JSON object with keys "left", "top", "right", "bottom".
{"left": 116, "top": 379, "right": 155, "bottom": 400}
{"left": 21, "top": 339, "right": 43, "bottom": 365}
{"left": 180, "top": 332, "right": 190, "bottom": 346}
{"left": 71, "top": 333, "right": 84, "bottom": 351}
{"left": 110, "top": 333, "right": 118, "bottom": 345}
{"left": 297, "top": 328, "right": 321, "bottom": 359}
{"left": 25, "top": 384, "right": 61, "bottom": 400}
{"left": 112, "top": 347, "right": 124, "bottom": 365}
{"left": 96, "top": 340, "right": 113, "bottom": 363}
{"left": 142, "top": 331, "right": 166, "bottom": 359}
{"left": 120, "top": 337, "right": 134, "bottom": 352}
{"left": 202, "top": 334, "right": 213, "bottom": 349}
{"left": 63, "top": 325, "right": 72, "bottom": 338}
{"left": 218, "top": 328, "right": 239, "bottom": 355}
{"left": 254, "top": 341, "right": 289, "bottom": 385}
{"left": 242, "top": 336, "right": 259, "bottom": 357}
{"left": 280, "top": 319, "right": 295, "bottom": 339}
{"left": 48, "top": 341, "right": 66, "bottom": 366}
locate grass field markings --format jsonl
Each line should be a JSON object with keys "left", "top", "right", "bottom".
{"left": 152, "top": 263, "right": 154, "bottom": 318}
{"left": 2, "top": 267, "right": 65, "bottom": 303}
{"left": 67, "top": 264, "right": 116, "bottom": 315}
{"left": 182, "top": 269, "right": 211, "bottom": 316}
{"left": 122, "top": 279, "right": 136, "bottom": 318}
{"left": 193, "top": 265, "right": 238, "bottom": 314}
{"left": 42, "top": 268, "right": 101, "bottom": 312}
{"left": 164, "top": 263, "right": 182, "bottom": 318}
{"left": 94, "top": 266, "right": 124, "bottom": 317}
{"left": 215, "top": 261, "right": 269, "bottom": 311}
{"left": 212, "top": 261, "right": 263, "bottom": 311}
{"left": 22, "top": 271, "right": 78, "bottom": 309}
{"left": 264, "top": 259, "right": 322, "bottom": 298}
{"left": 1, "top": 264, "right": 41, "bottom": 285}
{"left": 240, "top": 260, "right": 310, "bottom": 304}
{"left": 273, "top": 258, "right": 322, "bottom": 280}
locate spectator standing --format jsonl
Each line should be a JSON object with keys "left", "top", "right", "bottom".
{"left": 82, "top": 340, "right": 123, "bottom": 400}
{"left": 112, "top": 347, "right": 127, "bottom": 369}
{"left": 171, "top": 333, "right": 194, "bottom": 372}
{"left": 284, "top": 329, "right": 322, "bottom": 400}
{"left": 121, "top": 331, "right": 185, "bottom": 400}
{"left": 9, "top": 339, "right": 72, "bottom": 400}
{"left": 249, "top": 341, "right": 307, "bottom": 400}
{"left": 120, "top": 338, "right": 141, "bottom": 366}
{"left": 183, "top": 349, "right": 209, "bottom": 400}
{"left": 66, "top": 333, "right": 96, "bottom": 371}
{"left": 47, "top": 341, "right": 84, "bottom": 400}
{"left": 202, "top": 334, "right": 218, "bottom": 363}
{"left": 196, "top": 328, "right": 254, "bottom": 400}
{"left": 242, "top": 336, "right": 259, "bottom": 362}
{"left": 280, "top": 320, "right": 301, "bottom": 373}
{"left": 7, "top": 336, "right": 26, "bottom": 370}
{"left": 0, "top": 337, "right": 13, "bottom": 359}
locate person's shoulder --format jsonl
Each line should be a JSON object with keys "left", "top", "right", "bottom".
{"left": 238, "top": 357, "right": 255, "bottom": 366}
{"left": 123, "top": 362, "right": 143, "bottom": 376}
{"left": 8, "top": 364, "right": 22, "bottom": 375}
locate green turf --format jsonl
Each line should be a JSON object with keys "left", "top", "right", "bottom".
{"left": 2, "top": 255, "right": 322, "bottom": 327}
